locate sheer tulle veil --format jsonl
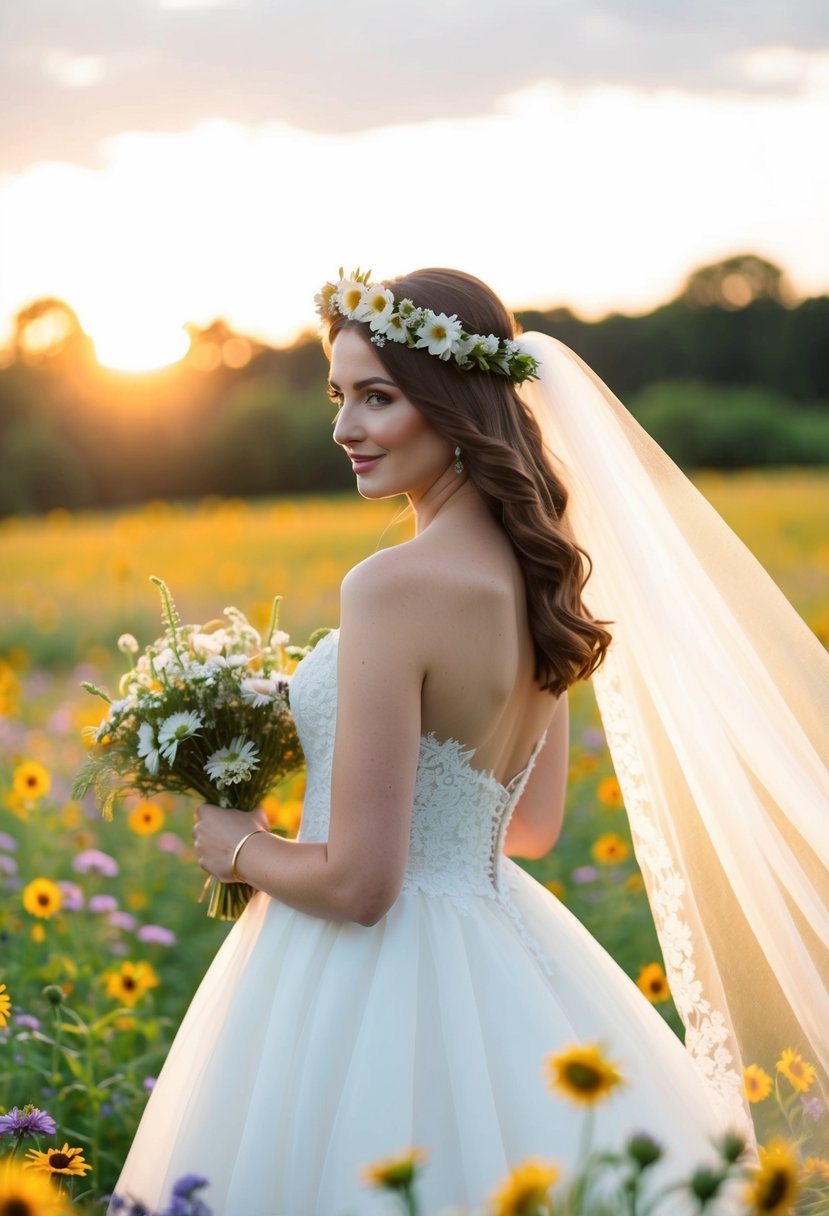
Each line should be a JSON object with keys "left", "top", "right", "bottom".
{"left": 517, "top": 332, "right": 829, "bottom": 1153}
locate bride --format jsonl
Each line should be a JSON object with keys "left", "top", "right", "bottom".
{"left": 111, "top": 268, "right": 828, "bottom": 1215}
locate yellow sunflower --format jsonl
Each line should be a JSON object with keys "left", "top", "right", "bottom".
{"left": 635, "top": 962, "right": 671, "bottom": 1004}
{"left": 105, "top": 960, "right": 160, "bottom": 1007}
{"left": 489, "top": 1158, "right": 559, "bottom": 1216}
{"left": 127, "top": 800, "right": 165, "bottom": 836}
{"left": 0, "top": 981, "right": 11, "bottom": 1027}
{"left": 545, "top": 1042, "right": 625, "bottom": 1106}
{"left": 22, "top": 877, "right": 62, "bottom": 920}
{"left": 12, "top": 759, "right": 51, "bottom": 801}
{"left": 597, "top": 775, "right": 623, "bottom": 809}
{"left": 776, "top": 1048, "right": 816, "bottom": 1094}
{"left": 0, "top": 1158, "right": 71, "bottom": 1215}
{"left": 744, "top": 1064, "right": 773, "bottom": 1104}
{"left": 360, "top": 1147, "right": 428, "bottom": 1189}
{"left": 744, "top": 1138, "right": 799, "bottom": 1215}
{"left": 591, "top": 833, "right": 629, "bottom": 864}
{"left": 24, "top": 1142, "right": 92, "bottom": 1178}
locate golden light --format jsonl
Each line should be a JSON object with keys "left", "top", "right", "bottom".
{"left": 91, "top": 317, "right": 191, "bottom": 372}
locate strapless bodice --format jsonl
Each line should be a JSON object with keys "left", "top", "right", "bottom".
{"left": 288, "top": 630, "right": 544, "bottom": 901}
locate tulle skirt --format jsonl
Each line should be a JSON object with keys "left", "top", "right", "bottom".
{"left": 111, "top": 863, "right": 743, "bottom": 1215}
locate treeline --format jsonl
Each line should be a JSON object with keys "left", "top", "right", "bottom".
{"left": 1, "top": 254, "right": 828, "bottom": 516}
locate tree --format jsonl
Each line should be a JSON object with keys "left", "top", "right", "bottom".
{"left": 680, "top": 254, "right": 795, "bottom": 310}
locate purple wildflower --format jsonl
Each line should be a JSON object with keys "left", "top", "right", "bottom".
{"left": 0, "top": 1104, "right": 58, "bottom": 1138}
{"left": 801, "top": 1095, "right": 825, "bottom": 1120}
{"left": 172, "top": 1175, "right": 209, "bottom": 1199}
{"left": 14, "top": 1014, "right": 41, "bottom": 1031}
{"left": 137, "top": 924, "right": 176, "bottom": 947}
{"left": 157, "top": 832, "right": 185, "bottom": 855}
{"left": 0, "top": 855, "right": 17, "bottom": 875}
{"left": 581, "top": 727, "right": 606, "bottom": 751}
{"left": 572, "top": 865, "right": 599, "bottom": 885}
{"left": 143, "top": 1076, "right": 156, "bottom": 1092}
{"left": 109, "top": 911, "right": 138, "bottom": 931}
{"left": 0, "top": 832, "right": 17, "bottom": 851}
{"left": 89, "top": 893, "right": 119, "bottom": 913}
{"left": 57, "top": 880, "right": 84, "bottom": 911}
{"left": 73, "top": 848, "right": 120, "bottom": 877}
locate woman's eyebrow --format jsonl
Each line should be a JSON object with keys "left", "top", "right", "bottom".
{"left": 327, "top": 376, "right": 398, "bottom": 392}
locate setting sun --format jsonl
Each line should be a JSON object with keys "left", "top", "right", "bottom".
{"left": 91, "top": 322, "right": 191, "bottom": 372}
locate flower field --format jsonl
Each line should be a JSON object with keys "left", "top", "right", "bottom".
{"left": 1, "top": 472, "right": 827, "bottom": 1212}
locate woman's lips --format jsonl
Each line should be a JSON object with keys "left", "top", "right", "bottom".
{"left": 350, "top": 455, "right": 383, "bottom": 473}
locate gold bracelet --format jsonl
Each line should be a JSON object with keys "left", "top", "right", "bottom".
{"left": 230, "top": 828, "right": 265, "bottom": 882}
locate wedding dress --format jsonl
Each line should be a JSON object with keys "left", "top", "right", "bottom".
{"left": 112, "top": 628, "right": 743, "bottom": 1216}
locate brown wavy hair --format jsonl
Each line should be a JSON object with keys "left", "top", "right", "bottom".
{"left": 323, "top": 267, "right": 613, "bottom": 696}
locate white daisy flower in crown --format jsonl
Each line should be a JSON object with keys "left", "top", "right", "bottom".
{"left": 354, "top": 286, "right": 395, "bottom": 332}
{"left": 382, "top": 313, "right": 409, "bottom": 343}
{"left": 451, "top": 333, "right": 477, "bottom": 362}
{"left": 481, "top": 334, "right": 500, "bottom": 356}
{"left": 158, "top": 710, "right": 204, "bottom": 763}
{"left": 415, "top": 311, "right": 463, "bottom": 359}
{"left": 335, "top": 278, "right": 368, "bottom": 319}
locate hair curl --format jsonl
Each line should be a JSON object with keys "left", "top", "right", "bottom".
{"left": 323, "top": 267, "right": 613, "bottom": 696}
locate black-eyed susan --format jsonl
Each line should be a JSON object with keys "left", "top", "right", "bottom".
{"left": 635, "top": 962, "right": 671, "bottom": 1004}
{"left": 22, "top": 877, "right": 62, "bottom": 919}
{"left": 0, "top": 982, "right": 10, "bottom": 1026}
{"left": 545, "top": 1042, "right": 625, "bottom": 1106}
{"left": 744, "top": 1137, "right": 799, "bottom": 1214}
{"left": 489, "top": 1158, "right": 559, "bottom": 1216}
{"left": 12, "top": 759, "right": 51, "bottom": 801}
{"left": 360, "top": 1147, "right": 428, "bottom": 1190}
{"left": 24, "top": 1142, "right": 92, "bottom": 1178}
{"left": 597, "top": 775, "right": 623, "bottom": 809}
{"left": 776, "top": 1048, "right": 816, "bottom": 1094}
{"left": 105, "top": 960, "right": 160, "bottom": 1008}
{"left": 127, "top": 800, "right": 165, "bottom": 836}
{"left": 744, "top": 1064, "right": 773, "bottom": 1104}
{"left": 0, "top": 1157, "right": 70, "bottom": 1215}
{"left": 591, "top": 833, "right": 629, "bottom": 864}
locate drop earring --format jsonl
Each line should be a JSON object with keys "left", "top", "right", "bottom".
{"left": 454, "top": 446, "right": 464, "bottom": 474}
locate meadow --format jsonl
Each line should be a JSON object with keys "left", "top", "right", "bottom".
{"left": 1, "top": 470, "right": 827, "bottom": 1212}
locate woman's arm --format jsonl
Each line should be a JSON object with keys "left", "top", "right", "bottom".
{"left": 193, "top": 553, "right": 425, "bottom": 926}
{"left": 503, "top": 691, "right": 569, "bottom": 860}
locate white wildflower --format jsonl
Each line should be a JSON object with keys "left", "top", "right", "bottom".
{"left": 383, "top": 313, "right": 410, "bottom": 344}
{"left": 415, "top": 311, "right": 463, "bottom": 359}
{"left": 335, "top": 278, "right": 367, "bottom": 319}
{"left": 481, "top": 334, "right": 500, "bottom": 356}
{"left": 117, "top": 633, "right": 139, "bottom": 655}
{"left": 137, "top": 721, "right": 161, "bottom": 775}
{"left": 241, "top": 677, "right": 281, "bottom": 708}
{"left": 158, "top": 710, "right": 203, "bottom": 762}
{"left": 354, "top": 286, "right": 395, "bottom": 332}
{"left": 204, "top": 737, "right": 260, "bottom": 788}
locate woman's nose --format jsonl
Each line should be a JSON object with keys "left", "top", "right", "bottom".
{"left": 332, "top": 403, "right": 363, "bottom": 447}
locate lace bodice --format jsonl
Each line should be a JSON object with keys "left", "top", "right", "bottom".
{"left": 289, "top": 630, "right": 545, "bottom": 902}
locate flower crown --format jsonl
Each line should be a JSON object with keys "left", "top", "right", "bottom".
{"left": 315, "top": 268, "right": 540, "bottom": 384}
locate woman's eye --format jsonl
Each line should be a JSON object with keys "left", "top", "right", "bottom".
{"left": 366, "top": 390, "right": 391, "bottom": 406}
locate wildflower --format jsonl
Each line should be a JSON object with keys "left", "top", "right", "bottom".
{"left": 0, "top": 854, "right": 17, "bottom": 875}
{"left": 691, "top": 1166, "right": 726, "bottom": 1203}
{"left": 22, "top": 878, "right": 62, "bottom": 919}
{"left": 743, "top": 1137, "right": 799, "bottom": 1214}
{"left": 89, "top": 894, "right": 119, "bottom": 913}
{"left": 543, "top": 880, "right": 565, "bottom": 901}
{"left": 360, "top": 1147, "right": 428, "bottom": 1189}
{"left": 158, "top": 710, "right": 203, "bottom": 762}
{"left": 636, "top": 962, "right": 670, "bottom": 1004}
{"left": 117, "top": 633, "right": 139, "bottom": 655}
{"left": 128, "top": 800, "right": 165, "bottom": 835}
{"left": 0, "top": 831, "right": 18, "bottom": 851}
{"left": 354, "top": 286, "right": 395, "bottom": 332}
{"left": 571, "top": 865, "right": 598, "bottom": 884}
{"left": 335, "top": 278, "right": 368, "bottom": 319}
{"left": 14, "top": 1013, "right": 41, "bottom": 1031}
{"left": 801, "top": 1095, "right": 825, "bottom": 1120}
{"left": 744, "top": 1064, "right": 773, "bottom": 1104}
{"left": 137, "top": 924, "right": 176, "bottom": 947}
{"left": 57, "top": 881, "right": 85, "bottom": 911}
{"left": 261, "top": 795, "right": 302, "bottom": 837}
{"left": 415, "top": 311, "right": 463, "bottom": 359}
{"left": 157, "top": 831, "right": 185, "bottom": 854}
{"left": 489, "top": 1158, "right": 559, "bottom": 1215}
{"left": 0, "top": 982, "right": 11, "bottom": 1027}
{"left": 240, "top": 677, "right": 280, "bottom": 707}
{"left": 624, "top": 873, "right": 645, "bottom": 892}
{"left": 626, "top": 1132, "right": 663, "bottom": 1171}
{"left": 803, "top": 1157, "right": 829, "bottom": 1182}
{"left": 137, "top": 720, "right": 161, "bottom": 775}
{"left": 73, "top": 848, "right": 119, "bottom": 877}
{"left": 0, "top": 1158, "right": 70, "bottom": 1215}
{"left": 591, "top": 832, "right": 629, "bottom": 864}
{"left": 0, "top": 1104, "right": 58, "bottom": 1139}
{"left": 24, "top": 1141, "right": 92, "bottom": 1177}
{"left": 776, "top": 1048, "right": 816, "bottom": 1094}
{"left": 204, "top": 737, "right": 260, "bottom": 788}
{"left": 545, "top": 1042, "right": 625, "bottom": 1106}
{"left": 597, "top": 775, "right": 623, "bottom": 808}
{"left": 12, "top": 760, "right": 51, "bottom": 801}
{"left": 172, "top": 1172, "right": 210, "bottom": 1197}
{"left": 109, "top": 911, "right": 138, "bottom": 931}
{"left": 105, "top": 960, "right": 160, "bottom": 1007}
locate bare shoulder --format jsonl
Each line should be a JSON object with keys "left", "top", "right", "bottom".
{"left": 340, "top": 539, "right": 444, "bottom": 624}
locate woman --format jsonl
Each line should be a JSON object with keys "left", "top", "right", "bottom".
{"left": 111, "top": 268, "right": 828, "bottom": 1215}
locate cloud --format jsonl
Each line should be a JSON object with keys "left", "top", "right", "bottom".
{"left": 1, "top": 0, "right": 828, "bottom": 172}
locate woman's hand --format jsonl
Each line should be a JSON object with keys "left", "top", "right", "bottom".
{"left": 192, "top": 803, "right": 269, "bottom": 882}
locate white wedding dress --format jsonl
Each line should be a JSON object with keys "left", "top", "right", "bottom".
{"left": 112, "top": 629, "right": 742, "bottom": 1216}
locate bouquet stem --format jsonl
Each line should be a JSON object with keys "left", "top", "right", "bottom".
{"left": 199, "top": 875, "right": 256, "bottom": 921}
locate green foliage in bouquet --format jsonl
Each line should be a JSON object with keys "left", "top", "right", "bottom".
{"left": 73, "top": 577, "right": 321, "bottom": 920}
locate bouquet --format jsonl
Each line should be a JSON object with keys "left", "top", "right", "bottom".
{"left": 73, "top": 577, "right": 323, "bottom": 920}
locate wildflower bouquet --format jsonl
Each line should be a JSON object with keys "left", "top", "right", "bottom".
{"left": 73, "top": 578, "right": 317, "bottom": 920}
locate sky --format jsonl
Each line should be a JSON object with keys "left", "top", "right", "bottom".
{"left": 1, "top": 0, "right": 828, "bottom": 369}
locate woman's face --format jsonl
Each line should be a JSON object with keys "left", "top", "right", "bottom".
{"left": 329, "top": 327, "right": 455, "bottom": 501}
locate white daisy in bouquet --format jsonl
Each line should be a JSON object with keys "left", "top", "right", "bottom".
{"left": 73, "top": 577, "right": 326, "bottom": 920}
